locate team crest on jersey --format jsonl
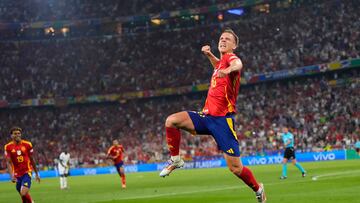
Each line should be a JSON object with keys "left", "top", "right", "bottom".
{"left": 21, "top": 146, "right": 26, "bottom": 152}
{"left": 17, "top": 150, "right": 22, "bottom": 155}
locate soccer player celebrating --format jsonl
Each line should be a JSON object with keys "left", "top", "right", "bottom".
{"left": 107, "top": 139, "right": 126, "bottom": 188}
{"left": 4, "top": 126, "right": 40, "bottom": 203}
{"left": 280, "top": 127, "right": 306, "bottom": 179}
{"left": 159, "top": 28, "right": 266, "bottom": 202}
{"left": 58, "top": 148, "right": 71, "bottom": 190}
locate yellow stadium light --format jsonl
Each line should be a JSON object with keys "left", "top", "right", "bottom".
{"left": 151, "top": 19, "right": 161, "bottom": 25}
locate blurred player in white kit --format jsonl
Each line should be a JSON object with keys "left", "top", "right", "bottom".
{"left": 58, "top": 148, "right": 70, "bottom": 190}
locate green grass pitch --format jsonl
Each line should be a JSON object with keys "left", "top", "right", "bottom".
{"left": 0, "top": 160, "right": 359, "bottom": 203}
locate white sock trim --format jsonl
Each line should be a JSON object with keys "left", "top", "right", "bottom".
{"left": 256, "top": 185, "right": 263, "bottom": 194}
{"left": 171, "top": 155, "right": 180, "bottom": 162}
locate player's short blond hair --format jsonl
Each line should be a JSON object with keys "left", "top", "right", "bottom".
{"left": 222, "top": 28, "right": 239, "bottom": 47}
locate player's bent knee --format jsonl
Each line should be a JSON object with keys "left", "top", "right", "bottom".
{"left": 165, "top": 114, "right": 177, "bottom": 128}
{"left": 228, "top": 166, "right": 242, "bottom": 175}
{"left": 165, "top": 113, "right": 185, "bottom": 128}
{"left": 20, "top": 188, "right": 29, "bottom": 196}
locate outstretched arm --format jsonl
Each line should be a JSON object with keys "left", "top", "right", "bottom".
{"left": 201, "top": 45, "right": 219, "bottom": 69}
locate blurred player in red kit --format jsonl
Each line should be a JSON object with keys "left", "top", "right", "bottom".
{"left": 4, "top": 126, "right": 40, "bottom": 203}
{"left": 107, "top": 139, "right": 126, "bottom": 188}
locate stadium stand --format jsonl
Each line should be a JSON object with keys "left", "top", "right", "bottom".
{"left": 1, "top": 70, "right": 359, "bottom": 170}
{"left": 0, "top": 0, "right": 359, "bottom": 101}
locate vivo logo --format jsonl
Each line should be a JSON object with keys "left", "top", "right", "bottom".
{"left": 313, "top": 153, "right": 336, "bottom": 161}
{"left": 247, "top": 156, "right": 282, "bottom": 165}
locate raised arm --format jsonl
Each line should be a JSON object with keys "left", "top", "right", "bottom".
{"left": 201, "top": 45, "right": 220, "bottom": 69}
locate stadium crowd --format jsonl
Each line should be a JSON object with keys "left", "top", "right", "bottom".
{"left": 1, "top": 0, "right": 360, "bottom": 101}
{"left": 0, "top": 0, "right": 233, "bottom": 22}
{"left": 0, "top": 71, "right": 359, "bottom": 170}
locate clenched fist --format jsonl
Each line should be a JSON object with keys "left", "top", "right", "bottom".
{"left": 201, "top": 45, "right": 211, "bottom": 55}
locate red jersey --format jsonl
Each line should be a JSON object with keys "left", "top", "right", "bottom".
{"left": 4, "top": 140, "right": 34, "bottom": 178}
{"left": 203, "top": 53, "right": 241, "bottom": 116}
{"left": 107, "top": 145, "right": 124, "bottom": 164}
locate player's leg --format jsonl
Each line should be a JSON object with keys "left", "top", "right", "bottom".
{"left": 224, "top": 155, "right": 266, "bottom": 202}
{"left": 59, "top": 166, "right": 65, "bottom": 189}
{"left": 115, "top": 164, "right": 121, "bottom": 177}
{"left": 165, "top": 111, "right": 196, "bottom": 158}
{"left": 214, "top": 115, "right": 266, "bottom": 202}
{"left": 291, "top": 159, "right": 306, "bottom": 177}
{"left": 280, "top": 157, "right": 288, "bottom": 179}
{"left": 20, "top": 187, "right": 32, "bottom": 203}
{"left": 64, "top": 167, "right": 69, "bottom": 189}
{"left": 19, "top": 174, "right": 33, "bottom": 203}
{"left": 224, "top": 154, "right": 259, "bottom": 191}
{"left": 160, "top": 111, "right": 204, "bottom": 177}
{"left": 59, "top": 175, "right": 64, "bottom": 189}
{"left": 114, "top": 162, "right": 126, "bottom": 188}
{"left": 119, "top": 166, "right": 126, "bottom": 188}
{"left": 16, "top": 178, "right": 24, "bottom": 202}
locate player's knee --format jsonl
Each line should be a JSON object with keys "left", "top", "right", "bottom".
{"left": 228, "top": 165, "right": 242, "bottom": 175}
{"left": 165, "top": 114, "right": 178, "bottom": 128}
{"left": 20, "top": 190, "right": 28, "bottom": 197}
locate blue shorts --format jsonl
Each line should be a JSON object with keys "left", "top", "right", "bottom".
{"left": 16, "top": 173, "right": 32, "bottom": 192}
{"left": 115, "top": 161, "right": 124, "bottom": 169}
{"left": 188, "top": 111, "right": 240, "bottom": 156}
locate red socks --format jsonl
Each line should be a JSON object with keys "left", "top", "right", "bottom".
{"left": 121, "top": 174, "right": 126, "bottom": 185}
{"left": 238, "top": 167, "right": 260, "bottom": 192}
{"left": 21, "top": 193, "right": 32, "bottom": 203}
{"left": 166, "top": 127, "right": 181, "bottom": 156}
